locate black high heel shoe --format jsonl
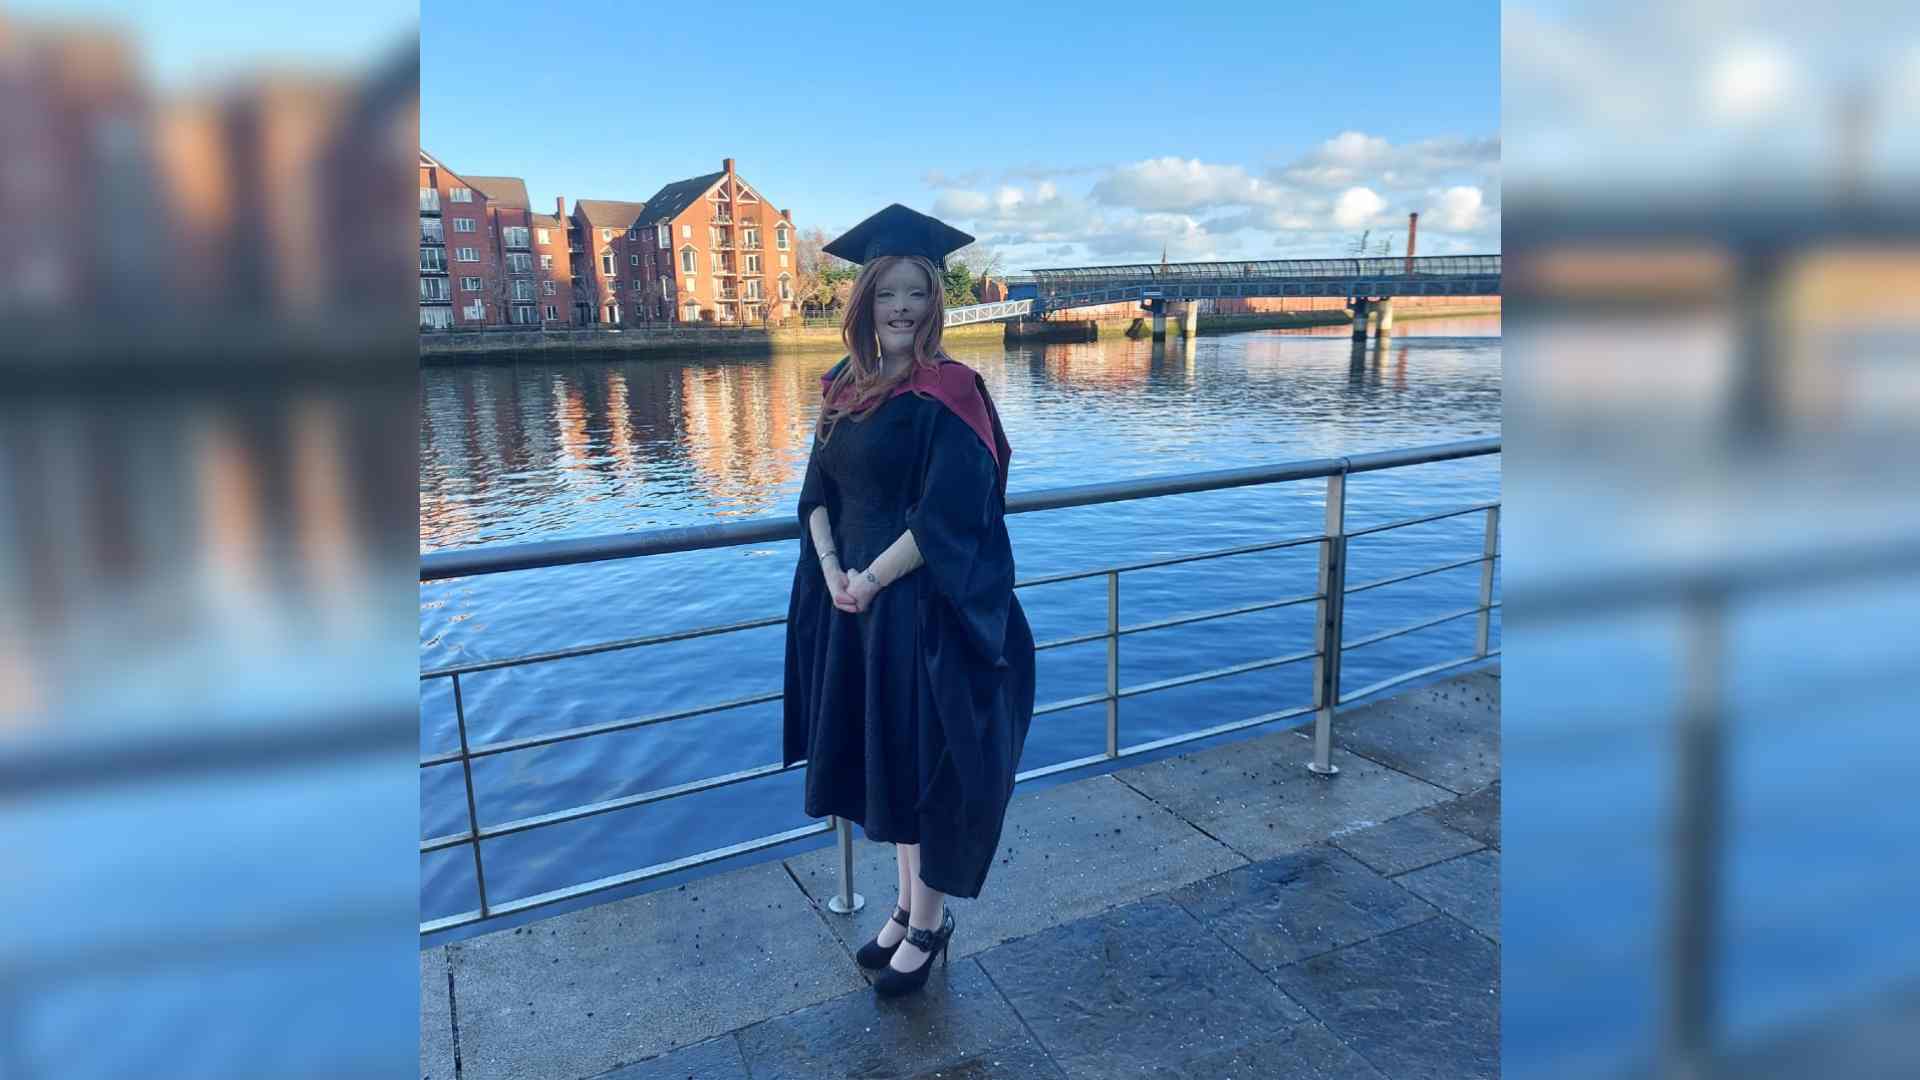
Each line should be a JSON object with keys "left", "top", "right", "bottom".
{"left": 855, "top": 905, "right": 911, "bottom": 970}
{"left": 872, "top": 908, "right": 954, "bottom": 998}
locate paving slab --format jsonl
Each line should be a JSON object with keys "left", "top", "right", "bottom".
{"left": 1169, "top": 845, "right": 1438, "bottom": 971}
{"left": 1159, "top": 1022, "right": 1388, "bottom": 1079}
{"left": 1396, "top": 850, "right": 1500, "bottom": 942}
{"left": 733, "top": 958, "right": 1042, "bottom": 1080}
{"left": 1115, "top": 735, "right": 1455, "bottom": 863}
{"left": 1330, "top": 670, "right": 1500, "bottom": 795}
{"left": 587, "top": 1034, "right": 748, "bottom": 1079}
{"left": 976, "top": 893, "right": 1312, "bottom": 1079}
{"left": 1271, "top": 915, "right": 1499, "bottom": 1080}
{"left": 785, "top": 774, "right": 1245, "bottom": 963}
{"left": 1331, "top": 808, "right": 1484, "bottom": 876}
{"left": 1429, "top": 780, "right": 1500, "bottom": 848}
{"left": 421, "top": 947, "right": 455, "bottom": 1080}
{"left": 450, "top": 860, "right": 863, "bottom": 1080}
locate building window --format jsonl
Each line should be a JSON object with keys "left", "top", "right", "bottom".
{"left": 453, "top": 217, "right": 476, "bottom": 233}
{"left": 460, "top": 276, "right": 481, "bottom": 292}
{"left": 746, "top": 253, "right": 761, "bottom": 273}
{"left": 463, "top": 300, "right": 485, "bottom": 319}
{"left": 779, "top": 274, "right": 792, "bottom": 301}
{"left": 779, "top": 253, "right": 788, "bottom": 268}
{"left": 601, "top": 228, "right": 611, "bottom": 241}
{"left": 456, "top": 247, "right": 478, "bottom": 262}
{"left": 681, "top": 224, "right": 691, "bottom": 238}
{"left": 657, "top": 224, "right": 670, "bottom": 248}
{"left": 627, "top": 227, "right": 639, "bottom": 240}
{"left": 776, "top": 225, "right": 789, "bottom": 250}
{"left": 512, "top": 280, "right": 536, "bottom": 301}
{"left": 684, "top": 302, "right": 700, "bottom": 321}
{"left": 502, "top": 225, "right": 530, "bottom": 248}
{"left": 511, "top": 304, "right": 539, "bottom": 324}
{"left": 746, "top": 279, "right": 762, "bottom": 300}
{"left": 507, "top": 253, "right": 533, "bottom": 273}
{"left": 420, "top": 306, "right": 453, "bottom": 329}
{"left": 544, "top": 281, "right": 556, "bottom": 295}
{"left": 742, "top": 228, "right": 759, "bottom": 249}
{"left": 537, "top": 228, "right": 551, "bottom": 244}
{"left": 421, "top": 218, "right": 444, "bottom": 243}
{"left": 680, "top": 247, "right": 695, "bottom": 274}
{"left": 630, "top": 253, "right": 639, "bottom": 267}
{"left": 634, "top": 302, "right": 645, "bottom": 320}
{"left": 659, "top": 275, "right": 671, "bottom": 298}
{"left": 632, "top": 281, "right": 643, "bottom": 293}
{"left": 710, "top": 226, "right": 727, "bottom": 248}
{"left": 601, "top": 253, "right": 614, "bottom": 276}
{"left": 545, "top": 304, "right": 559, "bottom": 321}
{"left": 420, "top": 277, "right": 450, "bottom": 301}
{"left": 540, "top": 254, "right": 553, "bottom": 270}
{"left": 420, "top": 248, "right": 446, "bottom": 272}
{"left": 450, "top": 187, "right": 473, "bottom": 203}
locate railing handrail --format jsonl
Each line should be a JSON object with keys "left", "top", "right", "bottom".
{"left": 419, "top": 436, "right": 1497, "bottom": 581}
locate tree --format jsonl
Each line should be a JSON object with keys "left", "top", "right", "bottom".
{"left": 941, "top": 262, "right": 975, "bottom": 307}
{"left": 796, "top": 226, "right": 857, "bottom": 315}
{"left": 949, "top": 241, "right": 1004, "bottom": 283}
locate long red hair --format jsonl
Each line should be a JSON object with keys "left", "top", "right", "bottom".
{"left": 815, "top": 255, "right": 948, "bottom": 445}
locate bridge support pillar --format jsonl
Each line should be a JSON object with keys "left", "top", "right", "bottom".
{"left": 1350, "top": 298, "right": 1372, "bottom": 341}
{"left": 1374, "top": 298, "right": 1394, "bottom": 339}
{"left": 1149, "top": 298, "right": 1167, "bottom": 340}
{"left": 1180, "top": 301, "right": 1198, "bottom": 337}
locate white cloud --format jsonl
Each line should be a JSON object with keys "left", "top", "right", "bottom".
{"left": 1432, "top": 186, "right": 1485, "bottom": 231}
{"left": 1703, "top": 40, "right": 1797, "bottom": 122}
{"left": 932, "top": 190, "right": 990, "bottom": 216}
{"left": 1332, "top": 187, "right": 1387, "bottom": 228}
{"left": 1090, "top": 157, "right": 1290, "bottom": 211}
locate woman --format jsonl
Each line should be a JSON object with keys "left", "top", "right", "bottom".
{"left": 781, "top": 204, "right": 1037, "bottom": 998}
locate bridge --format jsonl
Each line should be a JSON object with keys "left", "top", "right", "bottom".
{"left": 945, "top": 253, "right": 1501, "bottom": 336}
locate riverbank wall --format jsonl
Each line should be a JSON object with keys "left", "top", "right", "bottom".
{"left": 418, "top": 303, "right": 1500, "bottom": 365}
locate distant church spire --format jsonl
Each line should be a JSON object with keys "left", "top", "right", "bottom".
{"left": 1160, "top": 243, "right": 1168, "bottom": 271}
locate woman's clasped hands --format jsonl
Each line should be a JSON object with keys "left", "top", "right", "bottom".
{"left": 825, "top": 559, "right": 882, "bottom": 614}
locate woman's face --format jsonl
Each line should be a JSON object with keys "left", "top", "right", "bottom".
{"left": 872, "top": 259, "right": 932, "bottom": 357}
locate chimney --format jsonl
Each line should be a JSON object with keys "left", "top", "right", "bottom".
{"left": 781, "top": 208, "right": 791, "bottom": 221}
{"left": 1405, "top": 212, "right": 1418, "bottom": 275}
{"left": 723, "top": 157, "right": 734, "bottom": 173}
{"left": 556, "top": 196, "right": 566, "bottom": 218}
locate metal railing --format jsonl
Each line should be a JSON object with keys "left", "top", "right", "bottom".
{"left": 418, "top": 436, "right": 1500, "bottom": 934}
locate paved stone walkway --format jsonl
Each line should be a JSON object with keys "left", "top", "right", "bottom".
{"left": 423, "top": 666, "right": 1499, "bottom": 1080}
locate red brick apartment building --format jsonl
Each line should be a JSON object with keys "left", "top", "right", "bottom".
{"left": 632, "top": 158, "right": 796, "bottom": 325}
{"left": 418, "top": 151, "right": 496, "bottom": 328}
{"left": 421, "top": 151, "right": 797, "bottom": 329}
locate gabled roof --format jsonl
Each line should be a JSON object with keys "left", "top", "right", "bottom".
{"left": 575, "top": 199, "right": 649, "bottom": 229}
{"left": 633, "top": 171, "right": 726, "bottom": 227}
{"left": 465, "top": 175, "right": 530, "bottom": 209}
{"left": 529, "top": 212, "right": 565, "bottom": 228}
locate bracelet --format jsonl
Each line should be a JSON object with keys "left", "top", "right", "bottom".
{"left": 817, "top": 549, "right": 837, "bottom": 562}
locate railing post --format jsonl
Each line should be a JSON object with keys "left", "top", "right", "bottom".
{"left": 451, "top": 673, "right": 490, "bottom": 917}
{"left": 1476, "top": 505, "right": 1500, "bottom": 657}
{"left": 826, "top": 815, "right": 864, "bottom": 914}
{"left": 1106, "top": 571, "right": 1121, "bottom": 758}
{"left": 1665, "top": 594, "right": 1724, "bottom": 1079}
{"left": 1308, "top": 469, "right": 1348, "bottom": 775}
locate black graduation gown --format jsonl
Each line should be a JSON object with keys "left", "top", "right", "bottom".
{"left": 781, "top": 366, "right": 1036, "bottom": 900}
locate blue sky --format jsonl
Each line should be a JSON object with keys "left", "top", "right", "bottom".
{"left": 424, "top": 1, "right": 1500, "bottom": 268}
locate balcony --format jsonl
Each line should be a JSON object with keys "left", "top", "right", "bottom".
{"left": 420, "top": 190, "right": 441, "bottom": 213}
{"left": 713, "top": 214, "right": 733, "bottom": 225}
{"left": 713, "top": 266, "right": 737, "bottom": 276}
{"left": 711, "top": 239, "right": 734, "bottom": 251}
{"left": 740, "top": 240, "right": 761, "bottom": 251}
{"left": 716, "top": 291, "right": 739, "bottom": 301}
{"left": 505, "top": 239, "right": 531, "bottom": 252}
{"left": 420, "top": 229, "right": 445, "bottom": 245}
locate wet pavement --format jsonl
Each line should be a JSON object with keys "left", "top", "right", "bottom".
{"left": 423, "top": 666, "right": 1500, "bottom": 1080}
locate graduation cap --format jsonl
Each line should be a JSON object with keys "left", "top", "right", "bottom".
{"left": 823, "top": 203, "right": 974, "bottom": 270}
